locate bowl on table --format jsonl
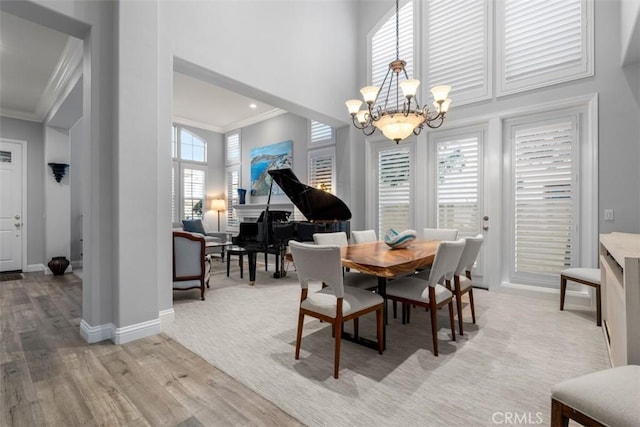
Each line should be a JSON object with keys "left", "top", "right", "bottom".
{"left": 383, "top": 228, "right": 416, "bottom": 249}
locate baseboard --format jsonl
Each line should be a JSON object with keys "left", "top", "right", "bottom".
{"left": 114, "top": 318, "right": 161, "bottom": 344}
{"left": 80, "top": 319, "right": 115, "bottom": 343}
{"left": 159, "top": 308, "right": 175, "bottom": 327}
{"left": 496, "top": 281, "right": 592, "bottom": 307}
{"left": 24, "top": 263, "right": 45, "bottom": 272}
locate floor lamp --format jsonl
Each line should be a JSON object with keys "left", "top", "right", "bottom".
{"left": 210, "top": 199, "right": 226, "bottom": 232}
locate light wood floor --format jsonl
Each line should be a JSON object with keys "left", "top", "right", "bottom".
{"left": 1, "top": 272, "right": 304, "bottom": 427}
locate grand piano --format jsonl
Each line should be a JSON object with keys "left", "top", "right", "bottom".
{"left": 234, "top": 168, "right": 351, "bottom": 284}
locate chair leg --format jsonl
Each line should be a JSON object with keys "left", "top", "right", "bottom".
{"left": 550, "top": 399, "right": 570, "bottom": 427}
{"left": 406, "top": 304, "right": 411, "bottom": 323}
{"left": 376, "top": 308, "right": 384, "bottom": 355}
{"left": 469, "top": 288, "right": 476, "bottom": 324}
{"left": 455, "top": 289, "right": 464, "bottom": 335}
{"left": 393, "top": 300, "right": 397, "bottom": 319}
{"left": 353, "top": 318, "right": 359, "bottom": 339}
{"left": 429, "top": 302, "right": 439, "bottom": 356}
{"left": 448, "top": 301, "right": 456, "bottom": 342}
{"left": 401, "top": 302, "right": 406, "bottom": 324}
{"left": 295, "top": 312, "right": 305, "bottom": 359}
{"left": 560, "top": 276, "right": 567, "bottom": 310}
{"left": 595, "top": 284, "right": 602, "bottom": 327}
{"left": 334, "top": 320, "right": 342, "bottom": 379}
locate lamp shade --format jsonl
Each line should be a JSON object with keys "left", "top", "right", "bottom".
{"left": 211, "top": 199, "right": 226, "bottom": 212}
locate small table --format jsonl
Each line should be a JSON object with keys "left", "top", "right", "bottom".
{"left": 226, "top": 246, "right": 248, "bottom": 278}
{"left": 205, "top": 241, "right": 231, "bottom": 261}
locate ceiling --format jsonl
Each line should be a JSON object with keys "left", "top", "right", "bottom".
{"left": 0, "top": 10, "right": 279, "bottom": 131}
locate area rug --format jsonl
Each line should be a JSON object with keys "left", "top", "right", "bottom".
{"left": 165, "top": 263, "right": 610, "bottom": 426}
{"left": 0, "top": 272, "right": 24, "bottom": 282}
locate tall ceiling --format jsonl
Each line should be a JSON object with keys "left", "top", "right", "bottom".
{"left": 0, "top": 10, "right": 278, "bottom": 131}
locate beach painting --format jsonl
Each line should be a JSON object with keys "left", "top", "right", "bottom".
{"left": 250, "top": 140, "right": 293, "bottom": 196}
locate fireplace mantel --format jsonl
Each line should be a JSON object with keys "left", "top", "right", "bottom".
{"left": 233, "top": 203, "right": 300, "bottom": 222}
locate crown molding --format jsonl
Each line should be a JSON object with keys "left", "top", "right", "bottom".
{"left": 0, "top": 109, "right": 42, "bottom": 123}
{"left": 173, "top": 108, "right": 286, "bottom": 135}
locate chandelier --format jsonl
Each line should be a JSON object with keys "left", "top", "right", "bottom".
{"left": 345, "top": 0, "right": 451, "bottom": 144}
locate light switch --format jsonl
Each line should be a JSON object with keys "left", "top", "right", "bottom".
{"left": 604, "top": 209, "right": 614, "bottom": 221}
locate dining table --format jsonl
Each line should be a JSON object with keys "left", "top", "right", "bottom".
{"left": 340, "top": 239, "right": 440, "bottom": 349}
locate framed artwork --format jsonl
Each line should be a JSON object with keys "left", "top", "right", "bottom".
{"left": 250, "top": 140, "right": 293, "bottom": 196}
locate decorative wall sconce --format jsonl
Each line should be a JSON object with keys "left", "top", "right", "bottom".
{"left": 48, "top": 163, "right": 69, "bottom": 183}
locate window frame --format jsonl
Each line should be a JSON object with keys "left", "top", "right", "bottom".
{"left": 307, "top": 146, "right": 336, "bottom": 194}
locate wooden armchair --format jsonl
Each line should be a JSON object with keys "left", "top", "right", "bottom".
{"left": 172, "top": 231, "right": 210, "bottom": 300}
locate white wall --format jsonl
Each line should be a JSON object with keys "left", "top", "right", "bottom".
{"left": 70, "top": 119, "right": 83, "bottom": 264}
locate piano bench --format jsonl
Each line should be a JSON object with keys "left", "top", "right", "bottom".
{"left": 226, "top": 246, "right": 248, "bottom": 279}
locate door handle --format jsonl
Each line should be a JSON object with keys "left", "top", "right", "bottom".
{"left": 483, "top": 216, "right": 489, "bottom": 221}
{"left": 483, "top": 225, "right": 489, "bottom": 231}
{"left": 15, "top": 222, "right": 21, "bottom": 228}
{"left": 15, "top": 214, "right": 21, "bottom": 220}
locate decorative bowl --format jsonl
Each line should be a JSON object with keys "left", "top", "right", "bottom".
{"left": 383, "top": 228, "right": 416, "bottom": 249}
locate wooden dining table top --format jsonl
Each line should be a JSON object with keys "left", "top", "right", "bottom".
{"left": 341, "top": 240, "right": 439, "bottom": 278}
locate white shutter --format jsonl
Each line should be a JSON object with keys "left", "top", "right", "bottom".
{"left": 310, "top": 121, "right": 334, "bottom": 146}
{"left": 308, "top": 147, "right": 335, "bottom": 194}
{"left": 498, "top": 0, "right": 593, "bottom": 95}
{"left": 226, "top": 132, "right": 240, "bottom": 165}
{"left": 426, "top": 0, "right": 490, "bottom": 105}
{"left": 171, "top": 164, "right": 176, "bottom": 222}
{"left": 183, "top": 167, "right": 205, "bottom": 219}
{"left": 378, "top": 146, "right": 412, "bottom": 237}
{"left": 371, "top": 1, "right": 414, "bottom": 111}
{"left": 226, "top": 167, "right": 240, "bottom": 227}
{"left": 436, "top": 133, "right": 481, "bottom": 238}
{"left": 513, "top": 119, "right": 576, "bottom": 276}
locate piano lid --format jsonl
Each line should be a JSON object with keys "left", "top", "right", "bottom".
{"left": 268, "top": 168, "right": 352, "bottom": 221}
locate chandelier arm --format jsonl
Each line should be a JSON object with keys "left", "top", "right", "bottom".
{"left": 425, "top": 115, "right": 445, "bottom": 129}
{"left": 413, "top": 125, "right": 423, "bottom": 136}
{"left": 351, "top": 115, "right": 371, "bottom": 130}
{"left": 362, "top": 126, "right": 377, "bottom": 136}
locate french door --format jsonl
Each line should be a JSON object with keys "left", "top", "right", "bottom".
{"left": 0, "top": 140, "right": 25, "bottom": 272}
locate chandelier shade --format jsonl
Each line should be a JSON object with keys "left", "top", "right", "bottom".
{"left": 346, "top": 0, "right": 451, "bottom": 143}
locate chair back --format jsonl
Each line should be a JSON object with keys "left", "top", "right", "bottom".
{"left": 423, "top": 228, "right": 459, "bottom": 241}
{"left": 352, "top": 230, "right": 377, "bottom": 244}
{"left": 173, "top": 231, "right": 205, "bottom": 280}
{"left": 289, "top": 240, "right": 345, "bottom": 298}
{"left": 455, "top": 234, "right": 484, "bottom": 276}
{"left": 313, "top": 231, "right": 349, "bottom": 247}
{"left": 426, "top": 239, "right": 466, "bottom": 286}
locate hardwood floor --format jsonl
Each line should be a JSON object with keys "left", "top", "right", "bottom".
{"left": 1, "top": 272, "right": 303, "bottom": 427}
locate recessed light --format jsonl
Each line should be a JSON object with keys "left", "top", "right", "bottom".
{"left": 249, "top": 103, "right": 257, "bottom": 109}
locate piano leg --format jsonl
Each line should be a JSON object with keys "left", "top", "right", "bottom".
{"left": 272, "top": 245, "right": 287, "bottom": 279}
{"left": 248, "top": 251, "right": 257, "bottom": 286}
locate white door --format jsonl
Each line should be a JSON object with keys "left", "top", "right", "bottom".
{"left": 0, "top": 140, "right": 24, "bottom": 272}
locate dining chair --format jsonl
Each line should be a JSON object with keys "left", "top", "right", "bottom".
{"left": 560, "top": 267, "right": 602, "bottom": 326}
{"left": 312, "top": 232, "right": 378, "bottom": 291}
{"left": 385, "top": 239, "right": 465, "bottom": 356}
{"left": 172, "top": 231, "right": 210, "bottom": 301}
{"left": 289, "top": 240, "right": 384, "bottom": 379}
{"left": 422, "top": 228, "right": 459, "bottom": 241}
{"left": 351, "top": 230, "right": 378, "bottom": 244}
{"left": 452, "top": 234, "right": 484, "bottom": 335}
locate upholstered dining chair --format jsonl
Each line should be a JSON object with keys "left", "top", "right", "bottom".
{"left": 452, "top": 234, "right": 484, "bottom": 335}
{"left": 289, "top": 240, "right": 384, "bottom": 379}
{"left": 385, "top": 239, "right": 465, "bottom": 356}
{"left": 313, "top": 232, "right": 378, "bottom": 291}
{"left": 423, "top": 227, "right": 459, "bottom": 241}
{"left": 172, "top": 231, "right": 210, "bottom": 300}
{"left": 351, "top": 230, "right": 378, "bottom": 244}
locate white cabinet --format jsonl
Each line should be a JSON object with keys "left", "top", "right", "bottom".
{"left": 599, "top": 232, "right": 640, "bottom": 366}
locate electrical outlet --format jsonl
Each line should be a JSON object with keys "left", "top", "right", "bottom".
{"left": 604, "top": 209, "right": 614, "bottom": 221}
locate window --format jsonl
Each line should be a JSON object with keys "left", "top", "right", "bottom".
{"left": 376, "top": 145, "right": 413, "bottom": 238}
{"left": 172, "top": 125, "right": 207, "bottom": 221}
{"left": 225, "top": 132, "right": 241, "bottom": 228}
{"left": 370, "top": 0, "right": 414, "bottom": 111}
{"left": 508, "top": 115, "right": 578, "bottom": 282}
{"left": 435, "top": 130, "right": 483, "bottom": 238}
{"left": 497, "top": 0, "right": 593, "bottom": 95}
{"left": 308, "top": 147, "right": 335, "bottom": 193}
{"left": 425, "top": 0, "right": 491, "bottom": 105}
{"left": 309, "top": 120, "right": 335, "bottom": 147}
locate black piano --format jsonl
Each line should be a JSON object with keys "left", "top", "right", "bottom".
{"left": 234, "top": 168, "right": 351, "bottom": 284}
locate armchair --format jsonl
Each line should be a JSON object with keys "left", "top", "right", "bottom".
{"left": 173, "top": 219, "right": 228, "bottom": 260}
{"left": 172, "top": 231, "right": 210, "bottom": 300}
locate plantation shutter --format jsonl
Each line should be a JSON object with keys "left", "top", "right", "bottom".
{"left": 371, "top": 1, "right": 413, "bottom": 111}
{"left": 183, "top": 168, "right": 205, "bottom": 219}
{"left": 378, "top": 147, "right": 412, "bottom": 237}
{"left": 171, "top": 164, "right": 176, "bottom": 222}
{"left": 498, "top": 0, "right": 592, "bottom": 95}
{"left": 426, "top": 0, "right": 489, "bottom": 104}
{"left": 513, "top": 119, "right": 576, "bottom": 276}
{"left": 308, "top": 148, "right": 335, "bottom": 194}
{"left": 310, "top": 121, "right": 334, "bottom": 146}
{"left": 226, "top": 167, "right": 240, "bottom": 227}
{"left": 436, "top": 134, "right": 481, "bottom": 238}
{"left": 226, "top": 132, "right": 240, "bottom": 165}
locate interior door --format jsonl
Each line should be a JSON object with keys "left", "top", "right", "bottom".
{"left": 0, "top": 140, "right": 24, "bottom": 272}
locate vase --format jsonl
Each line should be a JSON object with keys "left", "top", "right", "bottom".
{"left": 237, "top": 188, "right": 247, "bottom": 204}
{"left": 48, "top": 256, "right": 70, "bottom": 276}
